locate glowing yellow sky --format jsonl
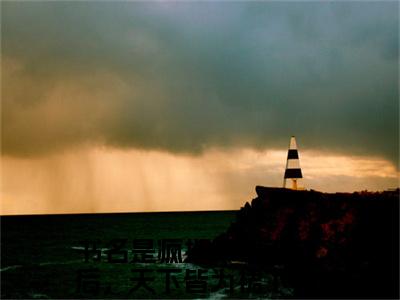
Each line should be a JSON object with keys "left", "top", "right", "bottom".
{"left": 1, "top": 146, "right": 398, "bottom": 215}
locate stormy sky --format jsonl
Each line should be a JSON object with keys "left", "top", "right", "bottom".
{"left": 1, "top": 1, "right": 399, "bottom": 215}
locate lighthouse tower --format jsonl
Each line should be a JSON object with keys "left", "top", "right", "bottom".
{"left": 283, "top": 136, "right": 303, "bottom": 190}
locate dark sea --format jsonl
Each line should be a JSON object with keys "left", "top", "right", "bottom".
{"left": 3, "top": 210, "right": 270, "bottom": 299}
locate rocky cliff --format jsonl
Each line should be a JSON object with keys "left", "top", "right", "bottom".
{"left": 186, "top": 186, "right": 399, "bottom": 298}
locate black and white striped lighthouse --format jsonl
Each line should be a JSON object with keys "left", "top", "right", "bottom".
{"left": 283, "top": 136, "right": 303, "bottom": 190}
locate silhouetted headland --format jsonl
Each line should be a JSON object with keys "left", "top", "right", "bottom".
{"left": 186, "top": 186, "right": 399, "bottom": 299}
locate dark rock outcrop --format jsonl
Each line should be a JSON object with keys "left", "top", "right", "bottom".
{"left": 186, "top": 186, "right": 399, "bottom": 298}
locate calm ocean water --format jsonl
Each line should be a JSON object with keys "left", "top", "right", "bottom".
{"left": 2, "top": 211, "right": 248, "bottom": 299}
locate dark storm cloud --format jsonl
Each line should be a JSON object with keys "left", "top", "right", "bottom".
{"left": 1, "top": 2, "right": 398, "bottom": 165}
